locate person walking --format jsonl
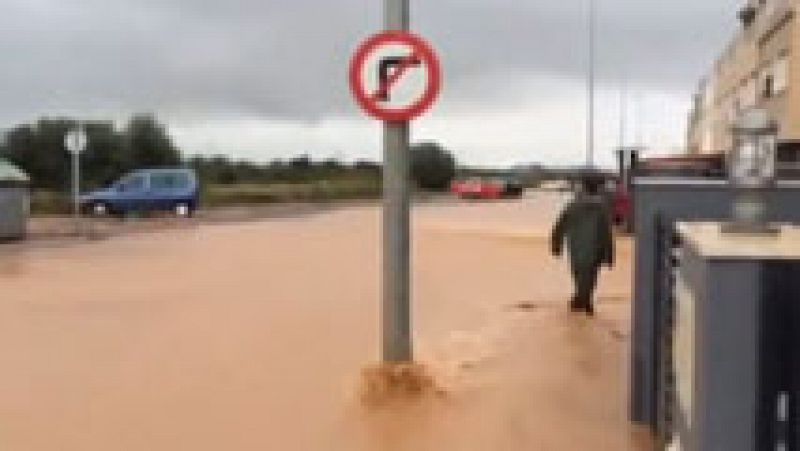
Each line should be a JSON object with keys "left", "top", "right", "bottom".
{"left": 550, "top": 177, "right": 615, "bottom": 316}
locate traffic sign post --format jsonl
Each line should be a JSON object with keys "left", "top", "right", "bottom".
{"left": 350, "top": 0, "right": 441, "bottom": 363}
{"left": 65, "top": 127, "right": 88, "bottom": 234}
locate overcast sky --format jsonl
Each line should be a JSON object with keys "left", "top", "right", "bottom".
{"left": 0, "top": 0, "right": 742, "bottom": 167}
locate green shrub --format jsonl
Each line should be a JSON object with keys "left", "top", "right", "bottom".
{"left": 201, "top": 178, "right": 381, "bottom": 208}
{"left": 30, "top": 191, "right": 71, "bottom": 215}
{"left": 411, "top": 142, "right": 456, "bottom": 191}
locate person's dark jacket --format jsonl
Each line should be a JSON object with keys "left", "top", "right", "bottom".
{"left": 551, "top": 194, "right": 615, "bottom": 270}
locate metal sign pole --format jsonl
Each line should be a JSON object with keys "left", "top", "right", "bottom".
{"left": 73, "top": 150, "right": 80, "bottom": 230}
{"left": 383, "top": 0, "right": 412, "bottom": 363}
{"left": 587, "top": 0, "right": 596, "bottom": 168}
{"left": 65, "top": 127, "right": 87, "bottom": 236}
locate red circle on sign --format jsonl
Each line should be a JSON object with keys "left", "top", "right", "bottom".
{"left": 349, "top": 31, "right": 442, "bottom": 123}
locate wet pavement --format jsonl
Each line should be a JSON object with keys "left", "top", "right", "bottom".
{"left": 0, "top": 191, "right": 652, "bottom": 450}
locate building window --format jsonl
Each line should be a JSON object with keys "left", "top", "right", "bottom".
{"left": 773, "top": 56, "right": 789, "bottom": 94}
{"left": 737, "top": 77, "right": 758, "bottom": 108}
{"left": 763, "top": 73, "right": 775, "bottom": 99}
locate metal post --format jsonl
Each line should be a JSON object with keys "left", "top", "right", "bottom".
{"left": 72, "top": 150, "right": 80, "bottom": 234}
{"left": 586, "top": 0, "right": 596, "bottom": 168}
{"left": 635, "top": 93, "right": 644, "bottom": 148}
{"left": 382, "top": 0, "right": 413, "bottom": 363}
{"left": 619, "top": 77, "right": 627, "bottom": 153}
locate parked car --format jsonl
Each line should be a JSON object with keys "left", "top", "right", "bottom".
{"left": 450, "top": 178, "right": 524, "bottom": 200}
{"left": 611, "top": 181, "right": 632, "bottom": 228}
{"left": 81, "top": 168, "right": 199, "bottom": 217}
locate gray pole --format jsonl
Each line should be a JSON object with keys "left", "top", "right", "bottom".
{"left": 619, "top": 77, "right": 627, "bottom": 152}
{"left": 72, "top": 150, "right": 81, "bottom": 233}
{"left": 633, "top": 92, "right": 644, "bottom": 148}
{"left": 382, "top": 0, "right": 413, "bottom": 363}
{"left": 587, "top": 0, "right": 596, "bottom": 168}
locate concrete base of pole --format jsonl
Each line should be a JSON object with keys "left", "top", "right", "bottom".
{"left": 360, "top": 362, "right": 444, "bottom": 406}
{"left": 722, "top": 189, "right": 781, "bottom": 236}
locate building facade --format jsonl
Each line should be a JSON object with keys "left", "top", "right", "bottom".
{"left": 688, "top": 0, "right": 800, "bottom": 156}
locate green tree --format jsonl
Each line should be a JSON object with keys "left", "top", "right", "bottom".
{"left": 1, "top": 118, "right": 77, "bottom": 190}
{"left": 353, "top": 160, "right": 382, "bottom": 177}
{"left": 125, "top": 114, "right": 181, "bottom": 168}
{"left": 213, "top": 155, "right": 239, "bottom": 184}
{"left": 410, "top": 142, "right": 456, "bottom": 191}
{"left": 289, "top": 154, "right": 312, "bottom": 170}
{"left": 0, "top": 114, "right": 182, "bottom": 190}
{"left": 82, "top": 121, "right": 131, "bottom": 189}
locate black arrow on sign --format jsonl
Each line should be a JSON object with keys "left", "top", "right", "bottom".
{"left": 375, "top": 54, "right": 422, "bottom": 102}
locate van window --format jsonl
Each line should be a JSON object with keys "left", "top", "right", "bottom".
{"left": 118, "top": 175, "right": 146, "bottom": 193}
{"left": 151, "top": 172, "right": 189, "bottom": 190}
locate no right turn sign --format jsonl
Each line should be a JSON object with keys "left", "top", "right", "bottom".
{"left": 349, "top": 31, "right": 442, "bottom": 123}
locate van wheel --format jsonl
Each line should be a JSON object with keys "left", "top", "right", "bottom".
{"left": 91, "top": 202, "right": 109, "bottom": 216}
{"left": 174, "top": 203, "right": 193, "bottom": 218}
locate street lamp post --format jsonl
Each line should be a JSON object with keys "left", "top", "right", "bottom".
{"left": 724, "top": 109, "right": 780, "bottom": 235}
{"left": 587, "top": 0, "right": 596, "bottom": 168}
{"left": 619, "top": 76, "right": 627, "bottom": 153}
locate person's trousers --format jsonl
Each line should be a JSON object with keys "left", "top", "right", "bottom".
{"left": 572, "top": 264, "right": 600, "bottom": 309}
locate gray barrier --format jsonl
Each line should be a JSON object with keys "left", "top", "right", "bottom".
{"left": 630, "top": 178, "right": 800, "bottom": 434}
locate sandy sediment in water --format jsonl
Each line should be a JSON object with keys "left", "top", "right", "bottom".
{"left": 0, "top": 193, "right": 651, "bottom": 450}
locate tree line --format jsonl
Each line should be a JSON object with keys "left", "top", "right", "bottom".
{"left": 187, "top": 154, "right": 383, "bottom": 186}
{"left": 189, "top": 141, "right": 456, "bottom": 191}
{"left": 0, "top": 115, "right": 180, "bottom": 190}
{"left": 0, "top": 115, "right": 458, "bottom": 192}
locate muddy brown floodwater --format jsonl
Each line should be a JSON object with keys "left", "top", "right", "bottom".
{"left": 0, "top": 192, "right": 653, "bottom": 450}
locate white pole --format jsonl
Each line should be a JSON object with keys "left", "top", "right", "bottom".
{"left": 72, "top": 148, "right": 80, "bottom": 234}
{"left": 635, "top": 92, "right": 645, "bottom": 148}
{"left": 383, "top": 0, "right": 413, "bottom": 363}
{"left": 619, "top": 77, "right": 628, "bottom": 151}
{"left": 587, "top": 0, "right": 596, "bottom": 168}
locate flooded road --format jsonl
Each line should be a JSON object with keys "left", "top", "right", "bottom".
{"left": 0, "top": 192, "right": 652, "bottom": 450}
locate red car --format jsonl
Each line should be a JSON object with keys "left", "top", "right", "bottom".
{"left": 612, "top": 183, "right": 632, "bottom": 227}
{"left": 451, "top": 178, "right": 523, "bottom": 199}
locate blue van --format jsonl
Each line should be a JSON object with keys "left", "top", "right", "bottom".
{"left": 81, "top": 168, "right": 199, "bottom": 217}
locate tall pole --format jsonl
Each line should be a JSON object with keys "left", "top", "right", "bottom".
{"left": 619, "top": 77, "right": 627, "bottom": 152}
{"left": 72, "top": 146, "right": 81, "bottom": 233}
{"left": 587, "top": 0, "right": 596, "bottom": 168}
{"left": 635, "top": 92, "right": 644, "bottom": 148}
{"left": 383, "top": 0, "right": 413, "bottom": 363}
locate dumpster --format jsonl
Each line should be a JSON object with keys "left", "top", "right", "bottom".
{"left": 0, "top": 159, "right": 30, "bottom": 240}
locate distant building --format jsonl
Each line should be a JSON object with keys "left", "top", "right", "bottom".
{"left": 688, "top": 0, "right": 799, "bottom": 160}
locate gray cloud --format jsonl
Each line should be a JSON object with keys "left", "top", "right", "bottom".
{"left": 0, "top": 0, "right": 742, "bottom": 124}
